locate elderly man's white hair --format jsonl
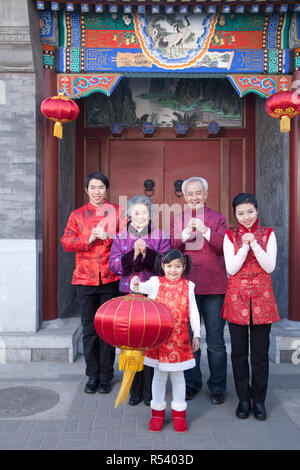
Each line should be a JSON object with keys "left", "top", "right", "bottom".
{"left": 182, "top": 177, "right": 208, "bottom": 195}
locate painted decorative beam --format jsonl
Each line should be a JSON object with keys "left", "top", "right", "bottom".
{"left": 227, "top": 74, "right": 291, "bottom": 98}
{"left": 57, "top": 72, "right": 123, "bottom": 97}
{"left": 36, "top": 1, "right": 300, "bottom": 13}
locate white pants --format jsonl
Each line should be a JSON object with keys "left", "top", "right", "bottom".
{"left": 151, "top": 368, "right": 187, "bottom": 412}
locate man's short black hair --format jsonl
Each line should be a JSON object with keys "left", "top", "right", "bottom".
{"left": 232, "top": 193, "right": 258, "bottom": 214}
{"left": 85, "top": 172, "right": 109, "bottom": 190}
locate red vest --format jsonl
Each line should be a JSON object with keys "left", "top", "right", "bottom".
{"left": 221, "top": 223, "right": 280, "bottom": 325}
{"left": 145, "top": 277, "right": 194, "bottom": 365}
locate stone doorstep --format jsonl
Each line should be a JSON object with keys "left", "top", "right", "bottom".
{"left": 1, "top": 318, "right": 299, "bottom": 365}
{"left": 0, "top": 318, "right": 82, "bottom": 364}
{"left": 269, "top": 319, "right": 300, "bottom": 365}
{"left": 77, "top": 323, "right": 233, "bottom": 357}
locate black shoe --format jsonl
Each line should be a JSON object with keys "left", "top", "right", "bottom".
{"left": 253, "top": 402, "right": 267, "bottom": 421}
{"left": 211, "top": 391, "right": 226, "bottom": 405}
{"left": 128, "top": 396, "right": 143, "bottom": 406}
{"left": 236, "top": 401, "right": 251, "bottom": 419}
{"left": 144, "top": 397, "right": 151, "bottom": 407}
{"left": 84, "top": 378, "right": 99, "bottom": 394}
{"left": 98, "top": 382, "right": 111, "bottom": 394}
{"left": 186, "top": 388, "right": 199, "bottom": 401}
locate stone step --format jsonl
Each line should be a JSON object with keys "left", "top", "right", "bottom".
{"left": 1, "top": 317, "right": 299, "bottom": 365}
{"left": 0, "top": 317, "right": 82, "bottom": 363}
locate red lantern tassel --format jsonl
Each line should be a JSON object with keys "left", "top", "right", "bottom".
{"left": 54, "top": 122, "right": 63, "bottom": 139}
{"left": 114, "top": 348, "right": 144, "bottom": 408}
{"left": 280, "top": 116, "right": 291, "bottom": 133}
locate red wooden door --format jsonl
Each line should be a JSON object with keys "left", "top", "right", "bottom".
{"left": 76, "top": 95, "right": 255, "bottom": 228}
{"left": 108, "top": 140, "right": 164, "bottom": 207}
{"left": 106, "top": 140, "right": 223, "bottom": 228}
{"left": 164, "top": 140, "right": 221, "bottom": 210}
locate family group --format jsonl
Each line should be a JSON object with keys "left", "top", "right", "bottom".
{"left": 61, "top": 172, "right": 280, "bottom": 433}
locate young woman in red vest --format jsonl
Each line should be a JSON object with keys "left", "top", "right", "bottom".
{"left": 131, "top": 249, "right": 200, "bottom": 433}
{"left": 222, "top": 193, "right": 280, "bottom": 421}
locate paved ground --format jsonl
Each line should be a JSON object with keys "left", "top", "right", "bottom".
{"left": 0, "top": 354, "right": 299, "bottom": 451}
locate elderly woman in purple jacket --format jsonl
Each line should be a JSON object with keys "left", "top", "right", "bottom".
{"left": 109, "top": 195, "right": 170, "bottom": 406}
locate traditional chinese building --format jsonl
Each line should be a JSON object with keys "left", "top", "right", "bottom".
{"left": 1, "top": 0, "right": 300, "bottom": 364}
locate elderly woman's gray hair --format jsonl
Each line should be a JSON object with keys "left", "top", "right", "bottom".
{"left": 182, "top": 177, "right": 208, "bottom": 195}
{"left": 127, "top": 195, "right": 154, "bottom": 219}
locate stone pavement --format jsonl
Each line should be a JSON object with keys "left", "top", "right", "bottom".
{"left": 0, "top": 354, "right": 299, "bottom": 451}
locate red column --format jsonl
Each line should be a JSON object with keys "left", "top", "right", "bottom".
{"left": 42, "top": 69, "right": 58, "bottom": 320}
{"left": 289, "top": 73, "right": 300, "bottom": 321}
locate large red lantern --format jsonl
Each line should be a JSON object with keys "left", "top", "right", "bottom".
{"left": 95, "top": 294, "right": 174, "bottom": 407}
{"left": 265, "top": 90, "right": 300, "bottom": 133}
{"left": 40, "top": 92, "right": 79, "bottom": 139}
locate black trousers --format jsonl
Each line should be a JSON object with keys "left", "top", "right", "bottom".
{"left": 118, "top": 291, "right": 154, "bottom": 401}
{"left": 76, "top": 281, "right": 119, "bottom": 382}
{"left": 228, "top": 316, "right": 272, "bottom": 404}
{"left": 130, "top": 366, "right": 154, "bottom": 401}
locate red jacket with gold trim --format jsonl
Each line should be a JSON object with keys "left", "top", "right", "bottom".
{"left": 61, "top": 201, "right": 125, "bottom": 286}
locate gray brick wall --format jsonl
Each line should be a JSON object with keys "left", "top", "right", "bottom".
{"left": 0, "top": 73, "right": 37, "bottom": 239}
{"left": 0, "top": 0, "right": 43, "bottom": 241}
{"left": 0, "top": 0, "right": 44, "bottom": 326}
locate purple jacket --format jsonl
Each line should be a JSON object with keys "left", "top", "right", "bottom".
{"left": 170, "top": 204, "right": 228, "bottom": 295}
{"left": 109, "top": 223, "right": 171, "bottom": 293}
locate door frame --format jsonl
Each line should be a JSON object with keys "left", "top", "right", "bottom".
{"left": 76, "top": 94, "right": 255, "bottom": 225}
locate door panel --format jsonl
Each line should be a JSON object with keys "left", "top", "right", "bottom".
{"left": 76, "top": 94, "right": 256, "bottom": 220}
{"left": 81, "top": 135, "right": 252, "bottom": 231}
{"left": 86, "top": 139, "right": 101, "bottom": 176}
{"left": 83, "top": 139, "right": 101, "bottom": 204}
{"left": 164, "top": 140, "right": 221, "bottom": 212}
{"left": 228, "top": 139, "right": 245, "bottom": 227}
{"left": 108, "top": 140, "right": 164, "bottom": 210}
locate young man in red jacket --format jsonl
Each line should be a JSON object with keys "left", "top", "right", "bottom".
{"left": 170, "top": 177, "right": 228, "bottom": 404}
{"left": 61, "top": 172, "right": 125, "bottom": 394}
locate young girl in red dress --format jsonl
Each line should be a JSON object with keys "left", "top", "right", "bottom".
{"left": 131, "top": 249, "right": 200, "bottom": 433}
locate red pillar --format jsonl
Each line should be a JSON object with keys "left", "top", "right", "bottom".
{"left": 42, "top": 69, "right": 58, "bottom": 320}
{"left": 289, "top": 73, "right": 300, "bottom": 321}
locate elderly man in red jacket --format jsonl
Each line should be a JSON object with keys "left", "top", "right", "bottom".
{"left": 61, "top": 172, "right": 125, "bottom": 395}
{"left": 170, "top": 177, "right": 228, "bottom": 404}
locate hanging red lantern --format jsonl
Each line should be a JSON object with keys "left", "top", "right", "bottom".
{"left": 265, "top": 90, "right": 300, "bottom": 133}
{"left": 40, "top": 91, "right": 79, "bottom": 139}
{"left": 95, "top": 294, "right": 174, "bottom": 407}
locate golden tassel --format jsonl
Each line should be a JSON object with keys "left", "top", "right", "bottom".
{"left": 114, "top": 348, "right": 144, "bottom": 408}
{"left": 53, "top": 121, "right": 63, "bottom": 139}
{"left": 280, "top": 115, "right": 290, "bottom": 133}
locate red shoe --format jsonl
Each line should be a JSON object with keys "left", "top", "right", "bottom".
{"left": 172, "top": 409, "right": 187, "bottom": 433}
{"left": 149, "top": 409, "right": 165, "bottom": 432}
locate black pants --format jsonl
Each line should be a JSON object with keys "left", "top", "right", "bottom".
{"left": 228, "top": 316, "right": 272, "bottom": 404}
{"left": 118, "top": 291, "right": 154, "bottom": 401}
{"left": 130, "top": 366, "right": 154, "bottom": 401}
{"left": 76, "top": 281, "right": 119, "bottom": 382}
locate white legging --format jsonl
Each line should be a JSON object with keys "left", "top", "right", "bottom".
{"left": 151, "top": 368, "right": 187, "bottom": 412}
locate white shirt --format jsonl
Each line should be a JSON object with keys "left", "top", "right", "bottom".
{"left": 223, "top": 231, "right": 277, "bottom": 276}
{"left": 130, "top": 276, "right": 201, "bottom": 338}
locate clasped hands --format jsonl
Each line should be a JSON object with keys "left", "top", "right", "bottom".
{"left": 134, "top": 239, "right": 147, "bottom": 259}
{"left": 241, "top": 233, "right": 255, "bottom": 245}
{"left": 185, "top": 218, "right": 208, "bottom": 236}
{"left": 89, "top": 223, "right": 108, "bottom": 243}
